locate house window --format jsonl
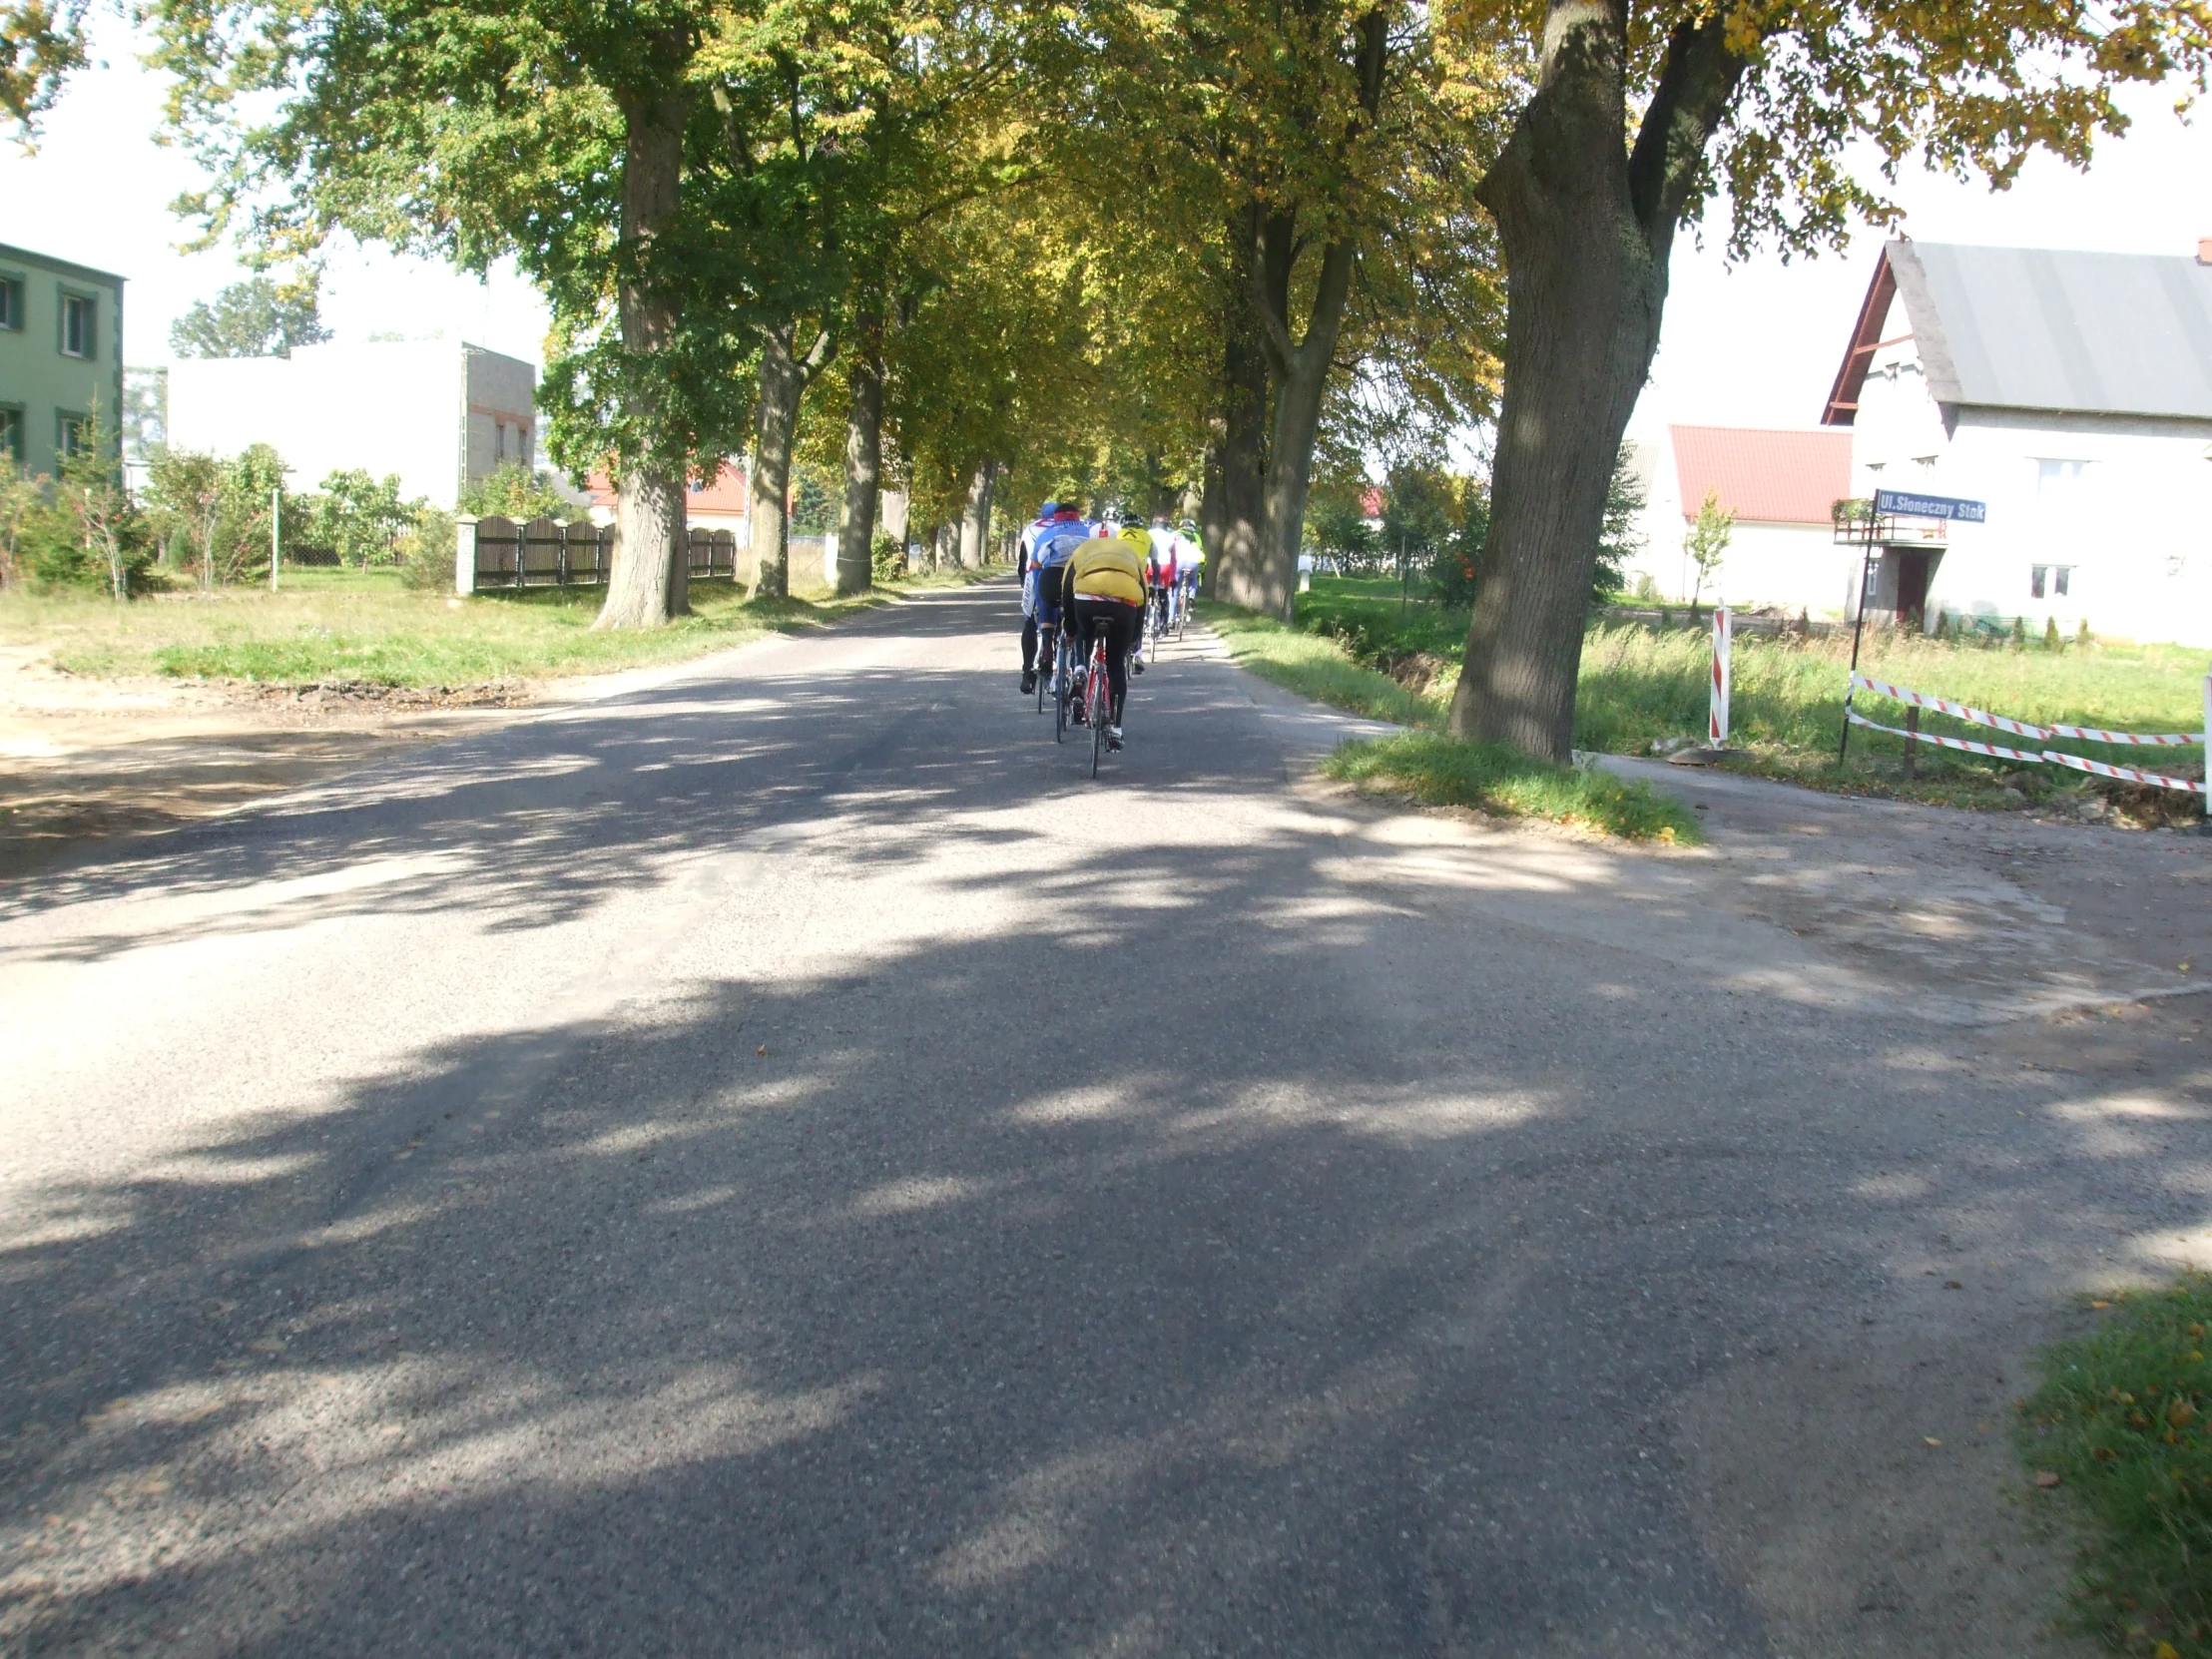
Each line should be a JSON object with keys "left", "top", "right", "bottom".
{"left": 0, "top": 276, "right": 22, "bottom": 331}
{"left": 2030, "top": 564, "right": 2074, "bottom": 599}
{"left": 59, "top": 291, "right": 96, "bottom": 359}
{"left": 0, "top": 405, "right": 21, "bottom": 465}
{"left": 2036, "top": 458, "right": 2089, "bottom": 502}
{"left": 518, "top": 425, "right": 531, "bottom": 465}
{"left": 57, "top": 410, "right": 89, "bottom": 458}
{"left": 495, "top": 421, "right": 506, "bottom": 462}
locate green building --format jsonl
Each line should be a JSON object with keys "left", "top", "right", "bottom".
{"left": 0, "top": 243, "right": 127, "bottom": 478}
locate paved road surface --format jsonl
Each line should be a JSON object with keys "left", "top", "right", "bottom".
{"left": 5, "top": 578, "right": 2209, "bottom": 1656}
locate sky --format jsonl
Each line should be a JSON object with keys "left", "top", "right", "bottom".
{"left": 5, "top": 19, "right": 2211, "bottom": 429}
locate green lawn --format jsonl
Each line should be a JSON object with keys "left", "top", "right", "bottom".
{"left": 1209, "top": 579, "right": 2208, "bottom": 819}
{"left": 2, "top": 565, "right": 993, "bottom": 687}
{"left": 2019, "top": 1277, "right": 2212, "bottom": 1657}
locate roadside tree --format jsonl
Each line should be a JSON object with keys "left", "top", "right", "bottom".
{"left": 1444, "top": 0, "right": 2212, "bottom": 761}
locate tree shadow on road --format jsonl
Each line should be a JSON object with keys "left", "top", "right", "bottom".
{"left": 5, "top": 775, "right": 2205, "bottom": 1655}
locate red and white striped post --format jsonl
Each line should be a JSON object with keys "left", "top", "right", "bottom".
{"left": 1709, "top": 608, "right": 1732, "bottom": 748}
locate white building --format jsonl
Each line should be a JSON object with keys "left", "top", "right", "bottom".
{"left": 1823, "top": 239, "right": 2212, "bottom": 644}
{"left": 1622, "top": 423, "right": 1856, "bottom": 612}
{"left": 167, "top": 338, "right": 542, "bottom": 510}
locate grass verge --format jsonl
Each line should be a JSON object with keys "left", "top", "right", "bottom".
{"left": 1198, "top": 601, "right": 1443, "bottom": 727}
{"left": 2019, "top": 1277, "right": 2212, "bottom": 1657}
{"left": 1197, "top": 602, "right": 1697, "bottom": 842}
{"left": 1319, "top": 731, "right": 1701, "bottom": 843}
{"left": 1, "top": 565, "right": 996, "bottom": 687}
{"left": 1214, "top": 578, "right": 2210, "bottom": 823}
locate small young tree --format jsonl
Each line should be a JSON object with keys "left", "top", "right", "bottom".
{"left": 57, "top": 404, "right": 135, "bottom": 600}
{"left": 306, "top": 469, "right": 417, "bottom": 565}
{"left": 1595, "top": 447, "right": 1647, "bottom": 605}
{"left": 0, "top": 465, "right": 42, "bottom": 591}
{"left": 1682, "top": 487, "right": 1733, "bottom": 621}
{"left": 144, "top": 449, "right": 227, "bottom": 591}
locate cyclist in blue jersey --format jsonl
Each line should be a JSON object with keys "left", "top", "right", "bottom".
{"left": 1021, "top": 502, "right": 1092, "bottom": 695}
{"left": 1017, "top": 501, "right": 1057, "bottom": 641}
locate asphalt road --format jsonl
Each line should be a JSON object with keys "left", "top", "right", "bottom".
{"left": 4, "top": 577, "right": 2207, "bottom": 1656}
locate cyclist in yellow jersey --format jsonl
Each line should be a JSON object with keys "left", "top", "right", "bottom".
{"left": 1057, "top": 522, "right": 1149, "bottom": 750}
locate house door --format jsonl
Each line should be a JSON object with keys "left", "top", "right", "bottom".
{"left": 1894, "top": 549, "right": 1931, "bottom": 626}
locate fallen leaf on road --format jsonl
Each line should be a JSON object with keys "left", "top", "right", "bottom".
{"left": 2090, "top": 1300, "right": 2112, "bottom": 1310}
{"left": 2035, "top": 1470, "right": 2062, "bottom": 1488}
{"left": 756, "top": 1045, "right": 768, "bottom": 1056}
{"left": 1925, "top": 1436, "right": 1942, "bottom": 1447}
{"left": 1944, "top": 1280, "right": 1963, "bottom": 1290}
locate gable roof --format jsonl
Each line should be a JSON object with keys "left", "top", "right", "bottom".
{"left": 1824, "top": 240, "right": 2212, "bottom": 425}
{"left": 1669, "top": 425, "right": 1852, "bottom": 525}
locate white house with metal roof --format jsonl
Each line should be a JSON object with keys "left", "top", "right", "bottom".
{"left": 1822, "top": 238, "right": 2212, "bottom": 645}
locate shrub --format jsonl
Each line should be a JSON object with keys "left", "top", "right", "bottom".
{"left": 2045, "top": 616, "right": 2062, "bottom": 651}
{"left": 871, "top": 528, "right": 904, "bottom": 583}
{"left": 458, "top": 462, "right": 586, "bottom": 523}
{"left": 398, "top": 504, "right": 457, "bottom": 590}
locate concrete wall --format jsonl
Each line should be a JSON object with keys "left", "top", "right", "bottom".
{"left": 168, "top": 339, "right": 540, "bottom": 511}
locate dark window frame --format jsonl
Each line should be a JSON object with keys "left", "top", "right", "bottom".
{"left": 0, "top": 404, "right": 23, "bottom": 465}
{"left": 0, "top": 274, "right": 23, "bottom": 332}
{"left": 57, "top": 408, "right": 90, "bottom": 459}
{"left": 58, "top": 286, "right": 97, "bottom": 359}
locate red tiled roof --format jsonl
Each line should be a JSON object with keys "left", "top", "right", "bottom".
{"left": 587, "top": 459, "right": 749, "bottom": 514}
{"left": 1669, "top": 425, "right": 1852, "bottom": 525}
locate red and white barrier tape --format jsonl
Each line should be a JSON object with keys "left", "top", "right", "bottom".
{"left": 2044, "top": 722, "right": 2203, "bottom": 748}
{"left": 1844, "top": 709, "right": 2047, "bottom": 766}
{"left": 2040, "top": 750, "right": 2210, "bottom": 796}
{"left": 1850, "top": 673, "right": 2206, "bottom": 747}
{"left": 1844, "top": 710, "right": 2210, "bottom": 795}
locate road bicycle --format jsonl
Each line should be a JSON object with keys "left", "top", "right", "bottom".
{"left": 1147, "top": 586, "right": 1169, "bottom": 655}
{"left": 1085, "top": 626, "right": 1114, "bottom": 778}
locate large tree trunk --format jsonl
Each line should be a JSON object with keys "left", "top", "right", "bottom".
{"left": 594, "top": 90, "right": 688, "bottom": 631}
{"left": 1447, "top": 5, "right": 1747, "bottom": 761}
{"left": 836, "top": 322, "right": 883, "bottom": 596}
{"left": 665, "top": 490, "right": 690, "bottom": 615}
{"left": 1251, "top": 215, "right": 1358, "bottom": 623}
{"left": 749, "top": 324, "right": 833, "bottom": 600}
{"left": 957, "top": 460, "right": 995, "bottom": 569}
{"left": 1207, "top": 201, "right": 1270, "bottom": 612}
{"left": 1198, "top": 436, "right": 1224, "bottom": 598}
{"left": 748, "top": 329, "right": 803, "bottom": 602}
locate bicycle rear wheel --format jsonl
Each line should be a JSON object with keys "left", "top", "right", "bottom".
{"left": 1089, "top": 644, "right": 1109, "bottom": 777}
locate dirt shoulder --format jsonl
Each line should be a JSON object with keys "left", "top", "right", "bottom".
{"left": 0, "top": 646, "right": 545, "bottom": 884}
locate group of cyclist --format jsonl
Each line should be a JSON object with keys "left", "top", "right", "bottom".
{"left": 1016, "top": 500, "right": 1203, "bottom": 752}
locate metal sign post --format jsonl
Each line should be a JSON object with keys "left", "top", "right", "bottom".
{"left": 1837, "top": 545, "right": 1875, "bottom": 766}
